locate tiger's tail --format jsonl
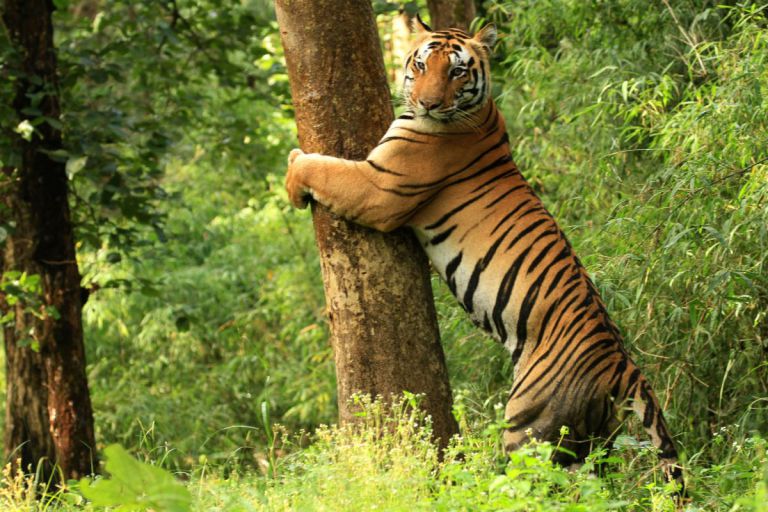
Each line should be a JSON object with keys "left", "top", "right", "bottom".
{"left": 620, "top": 360, "right": 686, "bottom": 496}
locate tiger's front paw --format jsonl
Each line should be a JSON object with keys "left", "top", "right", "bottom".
{"left": 286, "top": 149, "right": 311, "bottom": 209}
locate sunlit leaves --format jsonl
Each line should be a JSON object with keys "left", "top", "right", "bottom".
{"left": 79, "top": 444, "right": 192, "bottom": 512}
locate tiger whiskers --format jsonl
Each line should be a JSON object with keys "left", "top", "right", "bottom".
{"left": 451, "top": 108, "right": 483, "bottom": 133}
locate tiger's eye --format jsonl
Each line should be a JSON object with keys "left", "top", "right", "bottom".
{"left": 451, "top": 67, "right": 467, "bottom": 79}
{"left": 415, "top": 61, "right": 425, "bottom": 72}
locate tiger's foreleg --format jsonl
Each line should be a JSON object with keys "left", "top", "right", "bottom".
{"left": 286, "top": 149, "right": 414, "bottom": 232}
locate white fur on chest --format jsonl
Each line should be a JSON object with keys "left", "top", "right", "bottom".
{"left": 413, "top": 227, "right": 520, "bottom": 355}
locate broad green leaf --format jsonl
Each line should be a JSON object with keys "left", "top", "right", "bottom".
{"left": 79, "top": 444, "right": 192, "bottom": 512}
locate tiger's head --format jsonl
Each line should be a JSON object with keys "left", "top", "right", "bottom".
{"left": 403, "top": 16, "right": 497, "bottom": 123}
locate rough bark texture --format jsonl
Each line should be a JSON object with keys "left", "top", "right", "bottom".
{"left": 2, "top": 0, "right": 96, "bottom": 481}
{"left": 427, "top": 0, "right": 477, "bottom": 30}
{"left": 275, "top": 0, "right": 459, "bottom": 449}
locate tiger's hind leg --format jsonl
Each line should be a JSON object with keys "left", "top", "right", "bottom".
{"left": 503, "top": 391, "right": 619, "bottom": 467}
{"left": 502, "top": 397, "right": 587, "bottom": 465}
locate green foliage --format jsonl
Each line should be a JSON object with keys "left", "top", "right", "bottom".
{"left": 0, "top": 272, "right": 60, "bottom": 351}
{"left": 79, "top": 444, "right": 191, "bottom": 511}
{"left": 192, "top": 396, "right": 766, "bottom": 511}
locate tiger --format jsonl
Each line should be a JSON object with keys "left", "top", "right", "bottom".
{"left": 285, "top": 16, "right": 685, "bottom": 492}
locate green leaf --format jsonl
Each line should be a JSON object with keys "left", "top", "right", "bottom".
{"left": 66, "top": 156, "right": 88, "bottom": 179}
{"left": 79, "top": 445, "right": 192, "bottom": 512}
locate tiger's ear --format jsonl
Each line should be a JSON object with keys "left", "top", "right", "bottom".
{"left": 412, "top": 13, "right": 432, "bottom": 34}
{"left": 473, "top": 23, "right": 497, "bottom": 51}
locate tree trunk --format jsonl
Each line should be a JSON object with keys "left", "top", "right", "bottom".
{"left": 275, "top": 0, "right": 459, "bottom": 449}
{"left": 1, "top": 0, "right": 96, "bottom": 481}
{"left": 391, "top": 9, "right": 414, "bottom": 87}
{"left": 427, "top": 0, "right": 477, "bottom": 30}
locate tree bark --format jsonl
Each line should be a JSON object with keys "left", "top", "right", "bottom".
{"left": 391, "top": 9, "right": 414, "bottom": 87}
{"left": 427, "top": 0, "right": 477, "bottom": 30}
{"left": 1, "top": 0, "right": 96, "bottom": 481}
{"left": 275, "top": 0, "right": 459, "bottom": 449}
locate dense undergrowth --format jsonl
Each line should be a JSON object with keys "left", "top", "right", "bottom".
{"left": 2, "top": 398, "right": 766, "bottom": 510}
{"left": 1, "top": 0, "right": 767, "bottom": 510}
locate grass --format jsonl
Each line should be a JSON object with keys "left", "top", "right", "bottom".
{"left": 3, "top": 397, "right": 766, "bottom": 511}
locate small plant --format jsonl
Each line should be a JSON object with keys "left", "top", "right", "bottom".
{"left": 0, "top": 461, "right": 36, "bottom": 511}
{"left": 79, "top": 444, "right": 191, "bottom": 512}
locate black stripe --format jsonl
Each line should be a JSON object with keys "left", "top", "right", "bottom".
{"left": 511, "top": 271, "right": 546, "bottom": 362}
{"left": 609, "top": 358, "right": 628, "bottom": 398}
{"left": 504, "top": 217, "right": 549, "bottom": 251}
{"left": 526, "top": 236, "right": 559, "bottom": 275}
{"left": 479, "top": 110, "right": 501, "bottom": 140}
{"left": 424, "top": 186, "right": 495, "bottom": 230}
{"left": 470, "top": 168, "right": 517, "bottom": 194}
{"left": 437, "top": 154, "right": 512, "bottom": 193}
{"left": 533, "top": 279, "right": 582, "bottom": 352}
{"left": 641, "top": 384, "right": 656, "bottom": 428}
{"left": 366, "top": 159, "right": 405, "bottom": 176}
{"left": 544, "top": 259, "right": 572, "bottom": 298}
{"left": 430, "top": 225, "right": 457, "bottom": 245}
{"left": 462, "top": 221, "right": 519, "bottom": 313}
{"left": 397, "top": 126, "right": 474, "bottom": 137}
{"left": 508, "top": 238, "right": 563, "bottom": 361}
{"left": 485, "top": 183, "right": 527, "bottom": 210}
{"left": 490, "top": 199, "right": 535, "bottom": 235}
{"left": 393, "top": 193, "right": 440, "bottom": 222}
{"left": 483, "top": 313, "right": 492, "bottom": 332}
{"left": 511, "top": 312, "right": 602, "bottom": 399}
{"left": 491, "top": 227, "right": 557, "bottom": 344}
{"left": 379, "top": 135, "right": 427, "bottom": 145}
{"left": 491, "top": 245, "right": 534, "bottom": 342}
{"left": 567, "top": 340, "right": 615, "bottom": 388}
{"left": 445, "top": 252, "right": 463, "bottom": 295}
{"left": 625, "top": 368, "right": 642, "bottom": 397}
{"left": 396, "top": 132, "right": 509, "bottom": 190}
{"left": 570, "top": 355, "right": 615, "bottom": 403}
{"left": 482, "top": 105, "right": 497, "bottom": 129}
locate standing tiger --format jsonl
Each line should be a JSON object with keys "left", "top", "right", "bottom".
{"left": 285, "top": 17, "right": 684, "bottom": 490}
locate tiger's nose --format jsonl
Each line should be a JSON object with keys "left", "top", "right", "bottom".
{"left": 419, "top": 98, "right": 442, "bottom": 111}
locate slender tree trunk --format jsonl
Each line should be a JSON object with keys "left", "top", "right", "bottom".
{"left": 275, "top": 0, "right": 459, "bottom": 449}
{"left": 1, "top": 0, "right": 96, "bottom": 481}
{"left": 391, "top": 9, "right": 414, "bottom": 87}
{"left": 427, "top": 0, "right": 477, "bottom": 30}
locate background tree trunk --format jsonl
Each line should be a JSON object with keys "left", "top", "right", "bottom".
{"left": 391, "top": 8, "right": 414, "bottom": 87}
{"left": 275, "top": 0, "right": 459, "bottom": 449}
{"left": 1, "top": 0, "right": 96, "bottom": 481}
{"left": 427, "top": 0, "right": 477, "bottom": 30}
